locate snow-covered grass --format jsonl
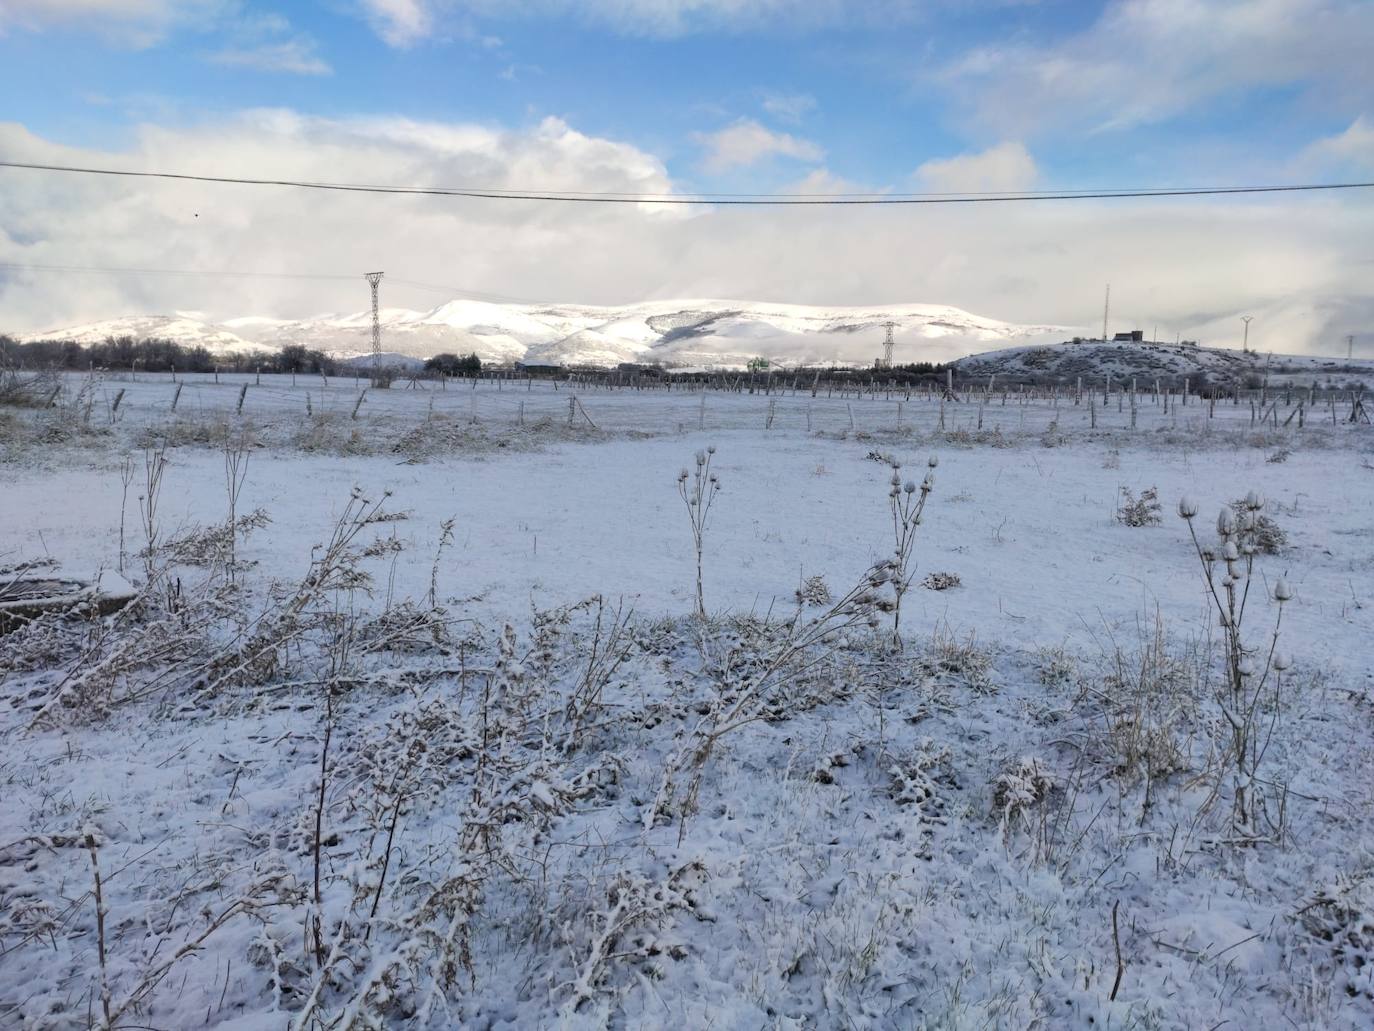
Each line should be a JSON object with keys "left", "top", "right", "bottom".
{"left": 2, "top": 389, "right": 1373, "bottom": 1029}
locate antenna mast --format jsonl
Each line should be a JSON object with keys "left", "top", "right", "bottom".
{"left": 1102, "top": 284, "right": 1110, "bottom": 342}
{"left": 364, "top": 271, "right": 384, "bottom": 382}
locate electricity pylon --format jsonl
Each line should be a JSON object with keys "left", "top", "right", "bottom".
{"left": 365, "top": 271, "right": 384, "bottom": 382}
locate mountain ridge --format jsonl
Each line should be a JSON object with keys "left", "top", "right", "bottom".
{"left": 19, "top": 299, "right": 1069, "bottom": 369}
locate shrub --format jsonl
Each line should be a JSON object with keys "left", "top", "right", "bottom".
{"left": 1118, "top": 485, "right": 1162, "bottom": 526}
{"left": 795, "top": 574, "right": 832, "bottom": 606}
{"left": 1228, "top": 497, "right": 1288, "bottom": 553}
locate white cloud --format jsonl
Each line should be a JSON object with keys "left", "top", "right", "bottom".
{"left": 783, "top": 167, "right": 876, "bottom": 196}
{"left": 0, "top": 1, "right": 332, "bottom": 73}
{"left": 914, "top": 141, "right": 1037, "bottom": 193}
{"left": 0, "top": 0, "right": 227, "bottom": 45}
{"left": 760, "top": 91, "right": 816, "bottom": 124}
{"left": 940, "top": 0, "right": 1374, "bottom": 137}
{"left": 695, "top": 119, "right": 823, "bottom": 173}
{"left": 1, "top": 112, "right": 1370, "bottom": 355}
{"left": 359, "top": 0, "right": 433, "bottom": 46}
{"left": 357, "top": 1, "right": 926, "bottom": 40}
{"left": 1300, "top": 116, "right": 1374, "bottom": 174}
{"left": 210, "top": 38, "right": 331, "bottom": 75}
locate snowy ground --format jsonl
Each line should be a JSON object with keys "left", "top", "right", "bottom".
{"left": 2, "top": 384, "right": 1373, "bottom": 1029}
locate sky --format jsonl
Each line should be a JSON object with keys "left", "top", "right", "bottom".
{"left": 1, "top": 0, "right": 1372, "bottom": 353}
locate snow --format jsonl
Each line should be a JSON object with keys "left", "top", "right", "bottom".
{"left": 955, "top": 339, "right": 1374, "bottom": 391}
{"left": 19, "top": 314, "right": 278, "bottom": 356}
{"left": 21, "top": 299, "right": 1069, "bottom": 369}
{"left": 2, "top": 378, "right": 1373, "bottom": 1028}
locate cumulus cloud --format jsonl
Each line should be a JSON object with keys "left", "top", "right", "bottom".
{"left": 1, "top": 112, "right": 1370, "bottom": 356}
{"left": 939, "top": 0, "right": 1374, "bottom": 137}
{"left": 914, "top": 141, "right": 1037, "bottom": 193}
{"left": 695, "top": 119, "right": 823, "bottom": 173}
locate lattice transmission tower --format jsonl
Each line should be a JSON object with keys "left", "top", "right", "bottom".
{"left": 365, "top": 271, "right": 384, "bottom": 381}
{"left": 875, "top": 321, "right": 896, "bottom": 369}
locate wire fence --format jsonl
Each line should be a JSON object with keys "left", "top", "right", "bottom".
{"left": 49, "top": 369, "right": 1373, "bottom": 441}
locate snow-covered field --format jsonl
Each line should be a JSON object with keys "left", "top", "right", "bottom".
{"left": 3, "top": 378, "right": 1373, "bottom": 1029}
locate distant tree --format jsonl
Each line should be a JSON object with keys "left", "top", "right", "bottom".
{"left": 425, "top": 352, "right": 482, "bottom": 376}
{"left": 279, "top": 344, "right": 310, "bottom": 374}
{"left": 0, "top": 336, "right": 339, "bottom": 377}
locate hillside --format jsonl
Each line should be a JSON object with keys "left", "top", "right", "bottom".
{"left": 952, "top": 339, "right": 1374, "bottom": 389}
{"left": 18, "top": 314, "right": 277, "bottom": 356}
{"left": 22, "top": 300, "right": 1066, "bottom": 369}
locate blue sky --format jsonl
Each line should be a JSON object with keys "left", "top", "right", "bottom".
{"left": 4, "top": 0, "right": 1368, "bottom": 192}
{"left": 1, "top": 1, "right": 1372, "bottom": 349}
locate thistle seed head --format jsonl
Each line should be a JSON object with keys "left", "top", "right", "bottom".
{"left": 1245, "top": 490, "right": 1264, "bottom": 511}
{"left": 1177, "top": 496, "right": 1198, "bottom": 519}
{"left": 928, "top": 455, "right": 939, "bottom": 468}
{"left": 1217, "top": 509, "right": 1236, "bottom": 536}
{"left": 1274, "top": 577, "right": 1292, "bottom": 602}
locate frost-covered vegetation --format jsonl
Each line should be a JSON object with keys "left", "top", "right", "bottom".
{"left": 2, "top": 375, "right": 1373, "bottom": 1029}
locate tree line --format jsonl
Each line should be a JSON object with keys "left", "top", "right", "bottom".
{"left": 0, "top": 335, "right": 484, "bottom": 378}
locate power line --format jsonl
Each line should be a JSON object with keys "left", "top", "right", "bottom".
{"left": 3, "top": 160, "right": 1373, "bottom": 205}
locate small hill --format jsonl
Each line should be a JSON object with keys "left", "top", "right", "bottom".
{"left": 952, "top": 339, "right": 1374, "bottom": 389}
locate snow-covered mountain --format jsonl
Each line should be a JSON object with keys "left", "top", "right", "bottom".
{"left": 18, "top": 313, "right": 279, "bottom": 355}
{"left": 22, "top": 300, "right": 1068, "bottom": 369}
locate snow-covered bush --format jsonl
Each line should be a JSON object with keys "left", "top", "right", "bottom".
{"left": 1117, "top": 485, "right": 1162, "bottom": 526}
{"left": 1295, "top": 868, "right": 1374, "bottom": 1005}
{"left": 993, "top": 756, "right": 1059, "bottom": 860}
{"left": 921, "top": 570, "right": 961, "bottom": 591}
{"left": 1227, "top": 496, "right": 1288, "bottom": 553}
{"left": 795, "top": 573, "right": 832, "bottom": 607}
